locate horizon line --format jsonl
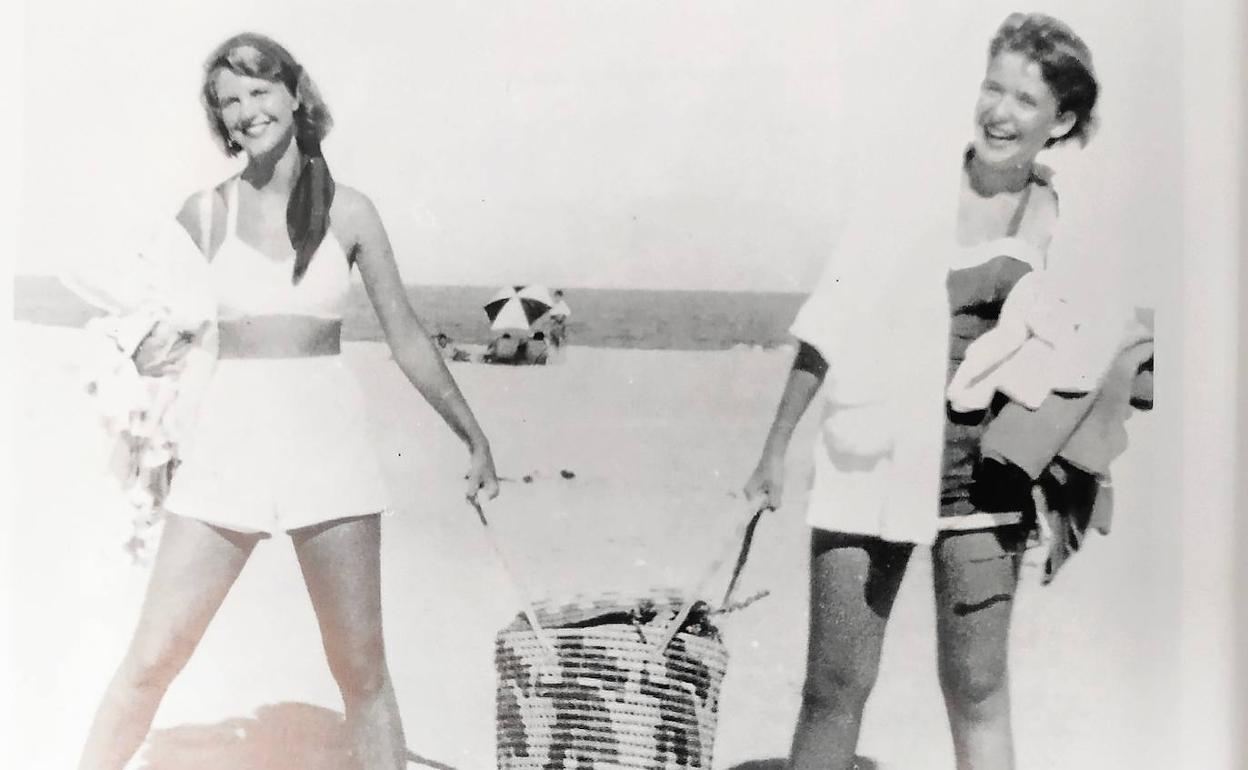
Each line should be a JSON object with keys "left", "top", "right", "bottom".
{"left": 12, "top": 273, "right": 809, "bottom": 297}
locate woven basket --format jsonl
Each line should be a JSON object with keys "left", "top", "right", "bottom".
{"left": 495, "top": 591, "right": 730, "bottom": 770}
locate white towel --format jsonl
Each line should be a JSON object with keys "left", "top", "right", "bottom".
{"left": 948, "top": 270, "right": 1146, "bottom": 413}
{"left": 63, "top": 218, "right": 219, "bottom": 559}
{"left": 790, "top": 1, "right": 1013, "bottom": 545}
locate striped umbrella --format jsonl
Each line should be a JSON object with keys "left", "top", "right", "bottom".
{"left": 483, "top": 285, "right": 554, "bottom": 332}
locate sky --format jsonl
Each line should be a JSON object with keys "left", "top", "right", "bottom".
{"left": 18, "top": 0, "right": 1182, "bottom": 297}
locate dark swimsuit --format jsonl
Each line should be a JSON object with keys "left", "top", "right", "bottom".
{"left": 941, "top": 170, "right": 1049, "bottom": 521}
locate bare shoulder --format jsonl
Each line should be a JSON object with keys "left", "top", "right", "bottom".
{"left": 330, "top": 184, "right": 387, "bottom": 250}
{"left": 174, "top": 184, "right": 229, "bottom": 255}
{"left": 1034, "top": 180, "right": 1059, "bottom": 213}
{"left": 1031, "top": 162, "right": 1060, "bottom": 211}
{"left": 331, "top": 183, "right": 398, "bottom": 275}
{"left": 332, "top": 184, "right": 384, "bottom": 228}
{"left": 1019, "top": 177, "right": 1061, "bottom": 249}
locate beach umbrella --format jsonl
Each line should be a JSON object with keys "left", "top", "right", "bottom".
{"left": 483, "top": 285, "right": 553, "bottom": 331}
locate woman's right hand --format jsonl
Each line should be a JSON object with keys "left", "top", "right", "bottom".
{"left": 133, "top": 323, "right": 196, "bottom": 376}
{"left": 742, "top": 346, "right": 825, "bottom": 513}
{"left": 744, "top": 450, "right": 786, "bottom": 512}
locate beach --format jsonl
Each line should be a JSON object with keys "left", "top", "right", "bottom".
{"left": 7, "top": 321, "right": 1174, "bottom": 770}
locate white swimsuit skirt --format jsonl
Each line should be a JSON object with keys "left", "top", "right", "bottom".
{"left": 163, "top": 354, "right": 391, "bottom": 534}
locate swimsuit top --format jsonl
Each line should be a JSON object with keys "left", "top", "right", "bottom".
{"left": 209, "top": 177, "right": 351, "bottom": 321}
{"left": 947, "top": 167, "right": 1053, "bottom": 374}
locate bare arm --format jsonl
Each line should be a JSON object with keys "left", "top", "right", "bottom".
{"left": 343, "top": 188, "right": 499, "bottom": 500}
{"left": 744, "top": 342, "right": 828, "bottom": 510}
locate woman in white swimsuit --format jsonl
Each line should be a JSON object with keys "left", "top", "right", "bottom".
{"left": 77, "top": 33, "right": 499, "bottom": 770}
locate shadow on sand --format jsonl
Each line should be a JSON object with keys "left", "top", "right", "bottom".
{"left": 727, "top": 757, "right": 879, "bottom": 770}
{"left": 137, "top": 702, "right": 458, "bottom": 770}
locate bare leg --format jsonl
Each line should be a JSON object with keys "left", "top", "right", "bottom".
{"left": 788, "top": 531, "right": 912, "bottom": 770}
{"left": 291, "top": 514, "right": 405, "bottom": 770}
{"left": 932, "top": 527, "right": 1024, "bottom": 770}
{"left": 77, "top": 515, "right": 260, "bottom": 770}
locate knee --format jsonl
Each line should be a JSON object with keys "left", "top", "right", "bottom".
{"left": 801, "top": 658, "right": 880, "bottom": 717}
{"left": 120, "top": 634, "right": 196, "bottom": 692}
{"left": 938, "top": 656, "right": 1009, "bottom": 718}
{"left": 325, "top": 633, "right": 390, "bottom": 701}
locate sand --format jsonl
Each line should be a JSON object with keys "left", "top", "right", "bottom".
{"left": 6, "top": 322, "right": 1175, "bottom": 769}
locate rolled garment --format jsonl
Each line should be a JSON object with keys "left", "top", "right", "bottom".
{"left": 948, "top": 269, "right": 1149, "bottom": 413}
{"left": 981, "top": 339, "right": 1155, "bottom": 479}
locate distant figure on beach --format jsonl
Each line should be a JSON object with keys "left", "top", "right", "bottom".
{"left": 434, "top": 331, "right": 472, "bottom": 362}
{"left": 746, "top": 13, "right": 1109, "bottom": 770}
{"left": 76, "top": 33, "right": 498, "bottom": 770}
{"left": 524, "top": 330, "right": 550, "bottom": 364}
{"left": 485, "top": 331, "right": 523, "bottom": 364}
{"left": 548, "top": 289, "right": 571, "bottom": 348}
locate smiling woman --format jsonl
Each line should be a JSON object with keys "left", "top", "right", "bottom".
{"left": 974, "top": 13, "right": 1098, "bottom": 161}
{"left": 745, "top": 12, "right": 1121, "bottom": 770}
{"left": 73, "top": 32, "right": 500, "bottom": 770}
{"left": 974, "top": 52, "right": 1076, "bottom": 169}
{"left": 200, "top": 34, "right": 336, "bottom": 283}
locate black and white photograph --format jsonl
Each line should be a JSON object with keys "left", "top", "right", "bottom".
{"left": 3, "top": 1, "right": 1244, "bottom": 769}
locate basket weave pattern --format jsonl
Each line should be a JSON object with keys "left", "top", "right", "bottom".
{"left": 495, "top": 594, "right": 729, "bottom": 769}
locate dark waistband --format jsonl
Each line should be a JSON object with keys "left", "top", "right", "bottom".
{"left": 218, "top": 316, "right": 342, "bottom": 359}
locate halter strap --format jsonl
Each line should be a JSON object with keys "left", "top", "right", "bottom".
{"left": 1005, "top": 179, "right": 1035, "bottom": 237}
{"left": 225, "top": 176, "right": 241, "bottom": 237}
{"left": 196, "top": 190, "right": 213, "bottom": 255}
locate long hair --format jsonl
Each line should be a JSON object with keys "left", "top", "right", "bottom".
{"left": 201, "top": 33, "right": 335, "bottom": 283}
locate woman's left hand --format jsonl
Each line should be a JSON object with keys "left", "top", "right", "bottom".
{"left": 466, "top": 445, "right": 500, "bottom": 502}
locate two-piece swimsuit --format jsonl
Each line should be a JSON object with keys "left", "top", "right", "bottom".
{"left": 163, "top": 177, "right": 390, "bottom": 534}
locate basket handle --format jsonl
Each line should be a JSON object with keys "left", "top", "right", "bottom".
{"left": 470, "top": 499, "right": 558, "bottom": 662}
{"left": 649, "top": 502, "right": 767, "bottom": 660}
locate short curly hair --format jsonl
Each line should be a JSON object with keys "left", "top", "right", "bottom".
{"left": 989, "top": 13, "right": 1099, "bottom": 147}
{"left": 200, "top": 33, "right": 333, "bottom": 156}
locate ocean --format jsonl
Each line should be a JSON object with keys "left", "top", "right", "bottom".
{"left": 12, "top": 276, "right": 806, "bottom": 351}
